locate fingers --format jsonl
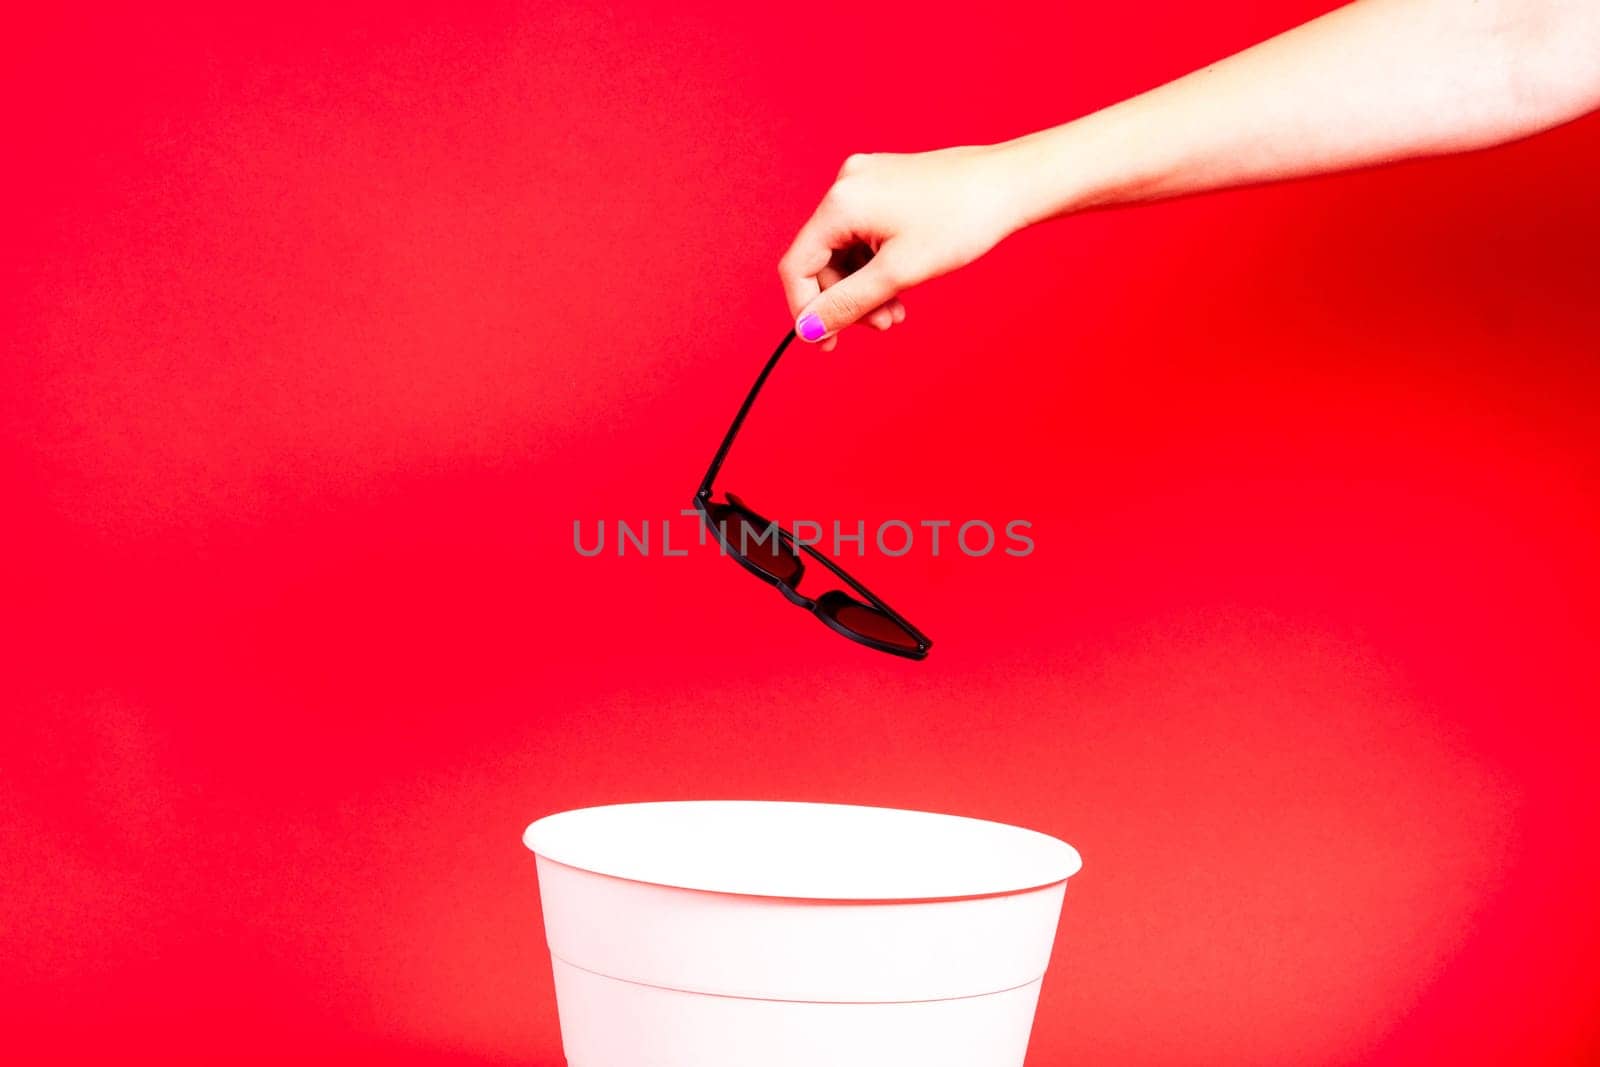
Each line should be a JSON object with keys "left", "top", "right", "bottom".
{"left": 794, "top": 249, "right": 903, "bottom": 344}
{"left": 822, "top": 249, "right": 901, "bottom": 333}
{"left": 778, "top": 199, "right": 854, "bottom": 323}
{"left": 778, "top": 168, "right": 910, "bottom": 347}
{"left": 865, "top": 293, "right": 903, "bottom": 330}
{"left": 809, "top": 248, "right": 902, "bottom": 349}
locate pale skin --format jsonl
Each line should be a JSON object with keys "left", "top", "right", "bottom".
{"left": 779, "top": 0, "right": 1600, "bottom": 350}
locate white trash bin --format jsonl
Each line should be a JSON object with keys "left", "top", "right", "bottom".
{"left": 523, "top": 801, "right": 1082, "bottom": 1067}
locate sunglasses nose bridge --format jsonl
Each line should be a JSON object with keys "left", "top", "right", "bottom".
{"left": 775, "top": 578, "right": 811, "bottom": 608}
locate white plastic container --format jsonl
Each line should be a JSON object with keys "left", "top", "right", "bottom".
{"left": 523, "top": 801, "right": 1082, "bottom": 1067}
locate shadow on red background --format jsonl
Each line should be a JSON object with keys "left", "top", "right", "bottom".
{"left": 5, "top": 1, "right": 1598, "bottom": 1063}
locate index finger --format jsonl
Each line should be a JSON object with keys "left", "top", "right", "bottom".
{"left": 777, "top": 200, "right": 853, "bottom": 320}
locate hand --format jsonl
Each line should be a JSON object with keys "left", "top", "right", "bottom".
{"left": 778, "top": 145, "right": 1025, "bottom": 350}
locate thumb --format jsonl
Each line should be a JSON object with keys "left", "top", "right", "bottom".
{"left": 794, "top": 253, "right": 902, "bottom": 343}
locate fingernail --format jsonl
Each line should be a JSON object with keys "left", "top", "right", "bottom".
{"left": 797, "top": 312, "right": 827, "bottom": 342}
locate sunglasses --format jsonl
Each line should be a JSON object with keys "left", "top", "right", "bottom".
{"left": 693, "top": 329, "right": 932, "bottom": 660}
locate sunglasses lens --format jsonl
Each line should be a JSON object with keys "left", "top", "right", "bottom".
{"left": 818, "top": 592, "right": 921, "bottom": 652}
{"left": 708, "top": 502, "right": 801, "bottom": 584}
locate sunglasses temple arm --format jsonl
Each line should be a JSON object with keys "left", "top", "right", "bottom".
{"left": 795, "top": 538, "right": 933, "bottom": 648}
{"left": 697, "top": 329, "right": 798, "bottom": 501}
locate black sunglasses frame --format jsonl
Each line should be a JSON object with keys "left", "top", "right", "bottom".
{"left": 693, "top": 329, "right": 932, "bottom": 660}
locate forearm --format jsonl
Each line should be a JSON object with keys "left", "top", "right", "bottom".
{"left": 1000, "top": 0, "right": 1600, "bottom": 225}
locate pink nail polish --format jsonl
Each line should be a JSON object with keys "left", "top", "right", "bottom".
{"left": 797, "top": 312, "right": 826, "bottom": 342}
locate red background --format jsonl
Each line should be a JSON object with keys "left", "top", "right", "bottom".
{"left": 6, "top": 1, "right": 1599, "bottom": 1062}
